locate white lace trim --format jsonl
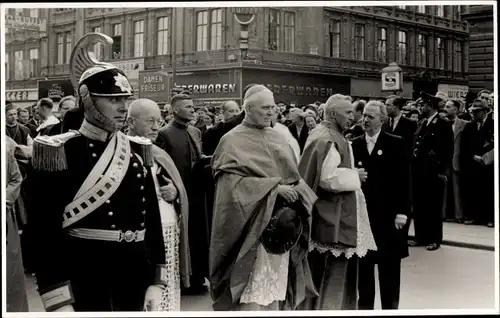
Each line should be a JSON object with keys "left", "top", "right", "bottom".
{"left": 240, "top": 244, "right": 289, "bottom": 306}
{"left": 310, "top": 189, "right": 377, "bottom": 259}
{"left": 158, "top": 217, "right": 181, "bottom": 311}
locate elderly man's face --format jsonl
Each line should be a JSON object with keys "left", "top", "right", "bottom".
{"left": 362, "top": 105, "right": 384, "bottom": 136}
{"left": 59, "top": 99, "right": 76, "bottom": 120}
{"left": 331, "top": 101, "right": 355, "bottom": 132}
{"left": 247, "top": 91, "right": 275, "bottom": 127}
{"left": 289, "top": 108, "right": 302, "bottom": 124}
{"left": 444, "top": 101, "right": 458, "bottom": 119}
{"left": 129, "top": 100, "right": 163, "bottom": 141}
{"left": 223, "top": 101, "right": 240, "bottom": 122}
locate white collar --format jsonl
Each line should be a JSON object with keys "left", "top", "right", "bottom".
{"left": 365, "top": 129, "right": 382, "bottom": 143}
{"left": 426, "top": 112, "right": 438, "bottom": 126}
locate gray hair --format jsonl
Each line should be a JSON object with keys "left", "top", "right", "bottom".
{"left": 365, "top": 100, "right": 388, "bottom": 123}
{"left": 221, "top": 100, "right": 239, "bottom": 112}
{"left": 59, "top": 95, "right": 76, "bottom": 107}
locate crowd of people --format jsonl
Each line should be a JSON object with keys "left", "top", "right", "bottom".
{"left": 5, "top": 32, "right": 495, "bottom": 313}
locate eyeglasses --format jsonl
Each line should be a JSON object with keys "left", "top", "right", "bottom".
{"left": 136, "top": 117, "right": 164, "bottom": 126}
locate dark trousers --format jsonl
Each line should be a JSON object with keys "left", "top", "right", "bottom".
{"left": 463, "top": 169, "right": 494, "bottom": 224}
{"left": 358, "top": 251, "right": 401, "bottom": 310}
{"left": 413, "top": 175, "right": 444, "bottom": 245}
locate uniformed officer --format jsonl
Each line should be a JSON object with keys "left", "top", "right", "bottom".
{"left": 27, "top": 33, "right": 168, "bottom": 312}
{"left": 409, "top": 92, "right": 454, "bottom": 251}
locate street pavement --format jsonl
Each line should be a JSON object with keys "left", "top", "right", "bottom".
{"left": 25, "top": 244, "right": 496, "bottom": 312}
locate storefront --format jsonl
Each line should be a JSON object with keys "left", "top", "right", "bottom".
{"left": 242, "top": 68, "right": 350, "bottom": 105}
{"left": 138, "top": 70, "right": 171, "bottom": 106}
{"left": 109, "top": 58, "right": 145, "bottom": 95}
{"left": 38, "top": 78, "right": 75, "bottom": 112}
{"left": 350, "top": 78, "right": 414, "bottom": 100}
{"left": 5, "top": 89, "right": 38, "bottom": 109}
{"left": 437, "top": 83, "right": 468, "bottom": 100}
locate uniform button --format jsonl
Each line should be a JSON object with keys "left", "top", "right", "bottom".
{"left": 140, "top": 223, "right": 145, "bottom": 227}
{"left": 142, "top": 197, "right": 146, "bottom": 202}
{"left": 140, "top": 186, "right": 144, "bottom": 191}
{"left": 133, "top": 162, "right": 139, "bottom": 168}
{"left": 92, "top": 153, "right": 97, "bottom": 158}
{"left": 137, "top": 174, "right": 142, "bottom": 178}
{"left": 106, "top": 200, "right": 111, "bottom": 204}
{"left": 142, "top": 210, "right": 146, "bottom": 215}
{"left": 89, "top": 143, "right": 94, "bottom": 148}
{"left": 111, "top": 224, "right": 116, "bottom": 229}
{"left": 108, "top": 211, "right": 113, "bottom": 216}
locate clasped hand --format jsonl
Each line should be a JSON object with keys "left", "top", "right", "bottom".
{"left": 277, "top": 184, "right": 299, "bottom": 203}
{"left": 160, "top": 176, "right": 178, "bottom": 202}
{"left": 356, "top": 168, "right": 368, "bottom": 183}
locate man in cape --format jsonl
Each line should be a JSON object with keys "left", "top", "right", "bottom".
{"left": 127, "top": 98, "right": 191, "bottom": 310}
{"left": 298, "top": 94, "right": 377, "bottom": 310}
{"left": 210, "top": 85, "right": 318, "bottom": 311}
{"left": 27, "top": 33, "right": 167, "bottom": 312}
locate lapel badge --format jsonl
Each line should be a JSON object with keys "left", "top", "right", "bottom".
{"left": 377, "top": 149, "right": 383, "bottom": 156}
{"left": 358, "top": 161, "right": 362, "bottom": 167}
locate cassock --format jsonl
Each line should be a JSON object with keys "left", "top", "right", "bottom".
{"left": 298, "top": 121, "right": 377, "bottom": 310}
{"left": 352, "top": 131, "right": 411, "bottom": 310}
{"left": 210, "top": 121, "right": 317, "bottom": 311}
{"left": 156, "top": 119, "right": 209, "bottom": 290}
{"left": 202, "top": 121, "right": 225, "bottom": 156}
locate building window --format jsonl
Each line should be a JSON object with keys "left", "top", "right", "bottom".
{"left": 210, "top": 9, "right": 223, "bottom": 50}
{"left": 30, "top": 9, "right": 38, "bottom": 18}
{"left": 417, "top": 34, "right": 428, "bottom": 67}
{"left": 436, "top": 37, "right": 445, "bottom": 69}
{"left": 112, "top": 23, "right": 122, "bottom": 59}
{"left": 15, "top": 8, "right": 23, "bottom": 16}
{"left": 133, "top": 20, "right": 144, "bottom": 57}
{"left": 92, "top": 27, "right": 102, "bottom": 60}
{"left": 354, "top": 24, "right": 365, "bottom": 60}
{"left": 329, "top": 20, "right": 340, "bottom": 58}
{"left": 284, "top": 12, "right": 295, "bottom": 52}
{"left": 196, "top": 11, "right": 208, "bottom": 51}
{"left": 157, "top": 17, "right": 169, "bottom": 55}
{"left": 376, "top": 27, "right": 387, "bottom": 63}
{"left": 29, "top": 48, "right": 38, "bottom": 78}
{"left": 436, "top": 5, "right": 444, "bottom": 17}
{"left": 57, "top": 33, "right": 64, "bottom": 64}
{"left": 14, "top": 50, "right": 24, "bottom": 80}
{"left": 454, "top": 41, "right": 463, "bottom": 72}
{"left": 417, "top": 5, "right": 426, "bottom": 13}
{"left": 5, "top": 53, "right": 9, "bottom": 80}
{"left": 398, "top": 31, "right": 407, "bottom": 65}
{"left": 268, "top": 9, "right": 280, "bottom": 50}
{"left": 65, "top": 33, "right": 72, "bottom": 64}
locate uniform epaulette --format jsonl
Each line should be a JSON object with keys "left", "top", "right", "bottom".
{"left": 32, "top": 130, "right": 81, "bottom": 172}
{"left": 126, "top": 135, "right": 154, "bottom": 167}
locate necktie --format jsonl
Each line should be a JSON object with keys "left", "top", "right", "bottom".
{"left": 367, "top": 137, "right": 375, "bottom": 154}
{"left": 389, "top": 118, "right": 394, "bottom": 131}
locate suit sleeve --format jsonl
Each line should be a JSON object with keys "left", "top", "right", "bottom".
{"left": 29, "top": 168, "right": 75, "bottom": 311}
{"left": 6, "top": 150, "right": 23, "bottom": 208}
{"left": 155, "top": 130, "right": 172, "bottom": 155}
{"left": 394, "top": 137, "right": 412, "bottom": 217}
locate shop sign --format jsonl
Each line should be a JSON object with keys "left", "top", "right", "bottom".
{"left": 5, "top": 89, "right": 37, "bottom": 102}
{"left": 38, "top": 79, "right": 75, "bottom": 102}
{"left": 173, "top": 69, "right": 241, "bottom": 99}
{"left": 437, "top": 84, "right": 468, "bottom": 100}
{"left": 381, "top": 62, "right": 403, "bottom": 91}
{"left": 138, "top": 71, "right": 171, "bottom": 101}
{"left": 109, "top": 59, "right": 144, "bottom": 80}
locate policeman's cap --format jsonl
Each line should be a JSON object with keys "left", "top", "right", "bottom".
{"left": 80, "top": 66, "right": 134, "bottom": 97}
{"left": 419, "top": 91, "right": 442, "bottom": 108}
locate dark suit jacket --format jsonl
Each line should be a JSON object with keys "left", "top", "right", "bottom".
{"left": 344, "top": 123, "right": 364, "bottom": 140}
{"left": 352, "top": 132, "right": 411, "bottom": 259}
{"left": 383, "top": 115, "right": 417, "bottom": 156}
{"left": 460, "top": 115, "right": 494, "bottom": 177}
{"left": 202, "top": 121, "right": 225, "bottom": 156}
{"left": 221, "top": 111, "right": 245, "bottom": 136}
{"left": 288, "top": 122, "right": 309, "bottom": 153}
{"left": 412, "top": 115, "right": 454, "bottom": 179}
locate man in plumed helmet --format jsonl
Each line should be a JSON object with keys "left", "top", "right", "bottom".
{"left": 27, "top": 33, "right": 168, "bottom": 312}
{"left": 409, "top": 92, "right": 453, "bottom": 251}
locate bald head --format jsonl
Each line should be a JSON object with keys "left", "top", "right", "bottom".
{"left": 127, "top": 99, "right": 163, "bottom": 140}
{"left": 128, "top": 99, "right": 160, "bottom": 118}
{"left": 221, "top": 100, "right": 240, "bottom": 122}
{"left": 324, "top": 95, "right": 355, "bottom": 132}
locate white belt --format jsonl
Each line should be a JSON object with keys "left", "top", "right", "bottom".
{"left": 67, "top": 228, "right": 146, "bottom": 243}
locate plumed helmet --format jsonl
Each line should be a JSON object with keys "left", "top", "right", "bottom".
{"left": 80, "top": 66, "right": 134, "bottom": 97}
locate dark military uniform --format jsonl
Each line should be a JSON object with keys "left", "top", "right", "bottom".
{"left": 28, "top": 129, "right": 166, "bottom": 311}
{"left": 411, "top": 93, "right": 454, "bottom": 248}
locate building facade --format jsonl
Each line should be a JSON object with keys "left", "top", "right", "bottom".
{"left": 6, "top": 5, "right": 470, "bottom": 107}
{"left": 462, "top": 5, "right": 494, "bottom": 94}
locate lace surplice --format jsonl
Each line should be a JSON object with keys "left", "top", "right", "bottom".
{"left": 151, "top": 163, "right": 181, "bottom": 312}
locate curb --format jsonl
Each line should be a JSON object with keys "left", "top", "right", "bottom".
{"left": 408, "top": 235, "right": 495, "bottom": 252}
